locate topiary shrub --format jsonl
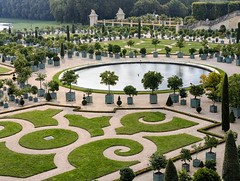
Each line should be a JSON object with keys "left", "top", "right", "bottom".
{"left": 196, "top": 106, "right": 202, "bottom": 113}
{"left": 205, "top": 160, "right": 216, "bottom": 171}
{"left": 45, "top": 92, "right": 52, "bottom": 102}
{"left": 117, "top": 96, "right": 122, "bottom": 107}
{"left": 82, "top": 94, "right": 87, "bottom": 105}
{"left": 166, "top": 95, "right": 173, "bottom": 106}
{"left": 229, "top": 110, "right": 236, "bottom": 123}
{"left": 19, "top": 97, "right": 25, "bottom": 106}
{"left": 119, "top": 167, "right": 135, "bottom": 181}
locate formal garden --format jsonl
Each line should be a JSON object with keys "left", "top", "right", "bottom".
{"left": 0, "top": 12, "right": 239, "bottom": 180}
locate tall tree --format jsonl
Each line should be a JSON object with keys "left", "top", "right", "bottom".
{"left": 165, "top": 159, "right": 178, "bottom": 181}
{"left": 66, "top": 25, "right": 70, "bottom": 41}
{"left": 137, "top": 19, "right": 141, "bottom": 39}
{"left": 222, "top": 130, "right": 240, "bottom": 181}
{"left": 222, "top": 73, "right": 230, "bottom": 132}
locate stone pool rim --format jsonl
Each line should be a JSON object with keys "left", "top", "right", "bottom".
{"left": 58, "top": 61, "right": 219, "bottom": 94}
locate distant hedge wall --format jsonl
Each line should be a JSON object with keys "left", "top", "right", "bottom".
{"left": 192, "top": 2, "right": 240, "bottom": 20}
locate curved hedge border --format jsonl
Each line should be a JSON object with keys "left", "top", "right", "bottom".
{"left": 53, "top": 61, "right": 218, "bottom": 94}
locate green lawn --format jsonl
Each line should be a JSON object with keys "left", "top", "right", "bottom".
{"left": 100, "top": 38, "right": 218, "bottom": 55}
{"left": 0, "top": 67, "right": 11, "bottom": 74}
{"left": 19, "top": 129, "right": 79, "bottom": 150}
{"left": 0, "top": 18, "right": 68, "bottom": 30}
{"left": 0, "top": 121, "right": 22, "bottom": 138}
{"left": 0, "top": 142, "right": 56, "bottom": 178}
{"left": 144, "top": 133, "right": 202, "bottom": 154}
{"left": 46, "top": 138, "right": 143, "bottom": 181}
{"left": 8, "top": 109, "right": 62, "bottom": 127}
{"left": 66, "top": 114, "right": 111, "bottom": 137}
{"left": 116, "top": 112, "right": 198, "bottom": 135}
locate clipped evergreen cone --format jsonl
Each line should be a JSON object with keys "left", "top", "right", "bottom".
{"left": 229, "top": 111, "right": 236, "bottom": 123}
{"left": 46, "top": 92, "right": 52, "bottom": 102}
{"left": 166, "top": 95, "right": 173, "bottom": 106}
{"left": 19, "top": 97, "right": 25, "bottom": 106}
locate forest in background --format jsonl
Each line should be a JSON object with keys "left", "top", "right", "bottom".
{"left": 0, "top": 0, "right": 239, "bottom": 24}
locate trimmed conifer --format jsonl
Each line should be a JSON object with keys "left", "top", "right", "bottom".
{"left": 165, "top": 159, "right": 178, "bottom": 181}
{"left": 229, "top": 110, "right": 236, "bottom": 123}
{"left": 222, "top": 73, "right": 230, "bottom": 132}
{"left": 237, "top": 22, "right": 240, "bottom": 43}
{"left": 60, "top": 43, "right": 65, "bottom": 58}
{"left": 166, "top": 95, "right": 173, "bottom": 106}
{"left": 66, "top": 25, "right": 70, "bottom": 41}
{"left": 138, "top": 19, "right": 141, "bottom": 39}
{"left": 222, "top": 130, "right": 240, "bottom": 181}
{"left": 46, "top": 92, "right": 52, "bottom": 102}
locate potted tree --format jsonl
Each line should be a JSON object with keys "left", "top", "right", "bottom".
{"left": 233, "top": 43, "right": 240, "bottom": 66}
{"left": 204, "top": 135, "right": 218, "bottom": 162}
{"left": 167, "top": 75, "right": 183, "bottom": 103}
{"left": 46, "top": 51, "right": 55, "bottom": 65}
{"left": 180, "top": 148, "right": 192, "bottom": 172}
{"left": 108, "top": 44, "right": 113, "bottom": 58}
{"left": 84, "top": 88, "right": 93, "bottom": 103}
{"left": 189, "top": 84, "right": 205, "bottom": 108}
{"left": 53, "top": 55, "right": 60, "bottom": 66}
{"left": 31, "top": 85, "right": 38, "bottom": 102}
{"left": 79, "top": 44, "right": 88, "bottom": 58}
{"left": 123, "top": 85, "right": 138, "bottom": 105}
{"left": 228, "top": 74, "right": 240, "bottom": 118}
{"left": 94, "top": 42, "right": 102, "bottom": 60}
{"left": 100, "top": 71, "right": 119, "bottom": 104}
{"left": 60, "top": 70, "right": 79, "bottom": 102}
{"left": 35, "top": 73, "right": 47, "bottom": 97}
{"left": 176, "top": 37, "right": 185, "bottom": 58}
{"left": 88, "top": 46, "right": 94, "bottom": 59}
{"left": 201, "top": 71, "right": 222, "bottom": 111}
{"left": 3, "top": 96, "right": 8, "bottom": 108}
{"left": 191, "top": 143, "right": 202, "bottom": 167}
{"left": 152, "top": 39, "right": 160, "bottom": 58}
{"left": 113, "top": 45, "right": 121, "bottom": 59}
{"left": 127, "top": 40, "right": 135, "bottom": 58}
{"left": 189, "top": 47, "right": 196, "bottom": 59}
{"left": 149, "top": 152, "right": 167, "bottom": 181}
{"left": 122, "top": 49, "right": 127, "bottom": 58}
{"left": 47, "top": 80, "right": 59, "bottom": 99}
{"left": 165, "top": 46, "right": 171, "bottom": 57}
{"left": 180, "top": 88, "right": 188, "bottom": 105}
{"left": 140, "top": 47, "right": 147, "bottom": 58}
{"left": 142, "top": 71, "right": 164, "bottom": 104}
{"left": 207, "top": 91, "right": 218, "bottom": 113}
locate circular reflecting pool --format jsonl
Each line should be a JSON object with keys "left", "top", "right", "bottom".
{"left": 73, "top": 62, "right": 211, "bottom": 91}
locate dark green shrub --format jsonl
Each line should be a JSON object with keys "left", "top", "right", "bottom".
{"left": 45, "top": 92, "right": 52, "bottom": 102}
{"left": 229, "top": 111, "right": 236, "bottom": 123}
{"left": 166, "top": 96, "right": 173, "bottom": 106}
{"left": 119, "top": 167, "right": 135, "bottom": 181}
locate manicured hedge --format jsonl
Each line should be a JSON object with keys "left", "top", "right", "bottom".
{"left": 192, "top": 2, "right": 240, "bottom": 20}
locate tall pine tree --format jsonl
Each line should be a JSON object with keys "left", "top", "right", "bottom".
{"left": 222, "top": 130, "right": 240, "bottom": 181}
{"left": 222, "top": 73, "right": 230, "bottom": 132}
{"left": 165, "top": 159, "right": 178, "bottom": 181}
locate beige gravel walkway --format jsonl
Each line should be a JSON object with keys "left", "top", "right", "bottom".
{"left": 0, "top": 53, "right": 239, "bottom": 181}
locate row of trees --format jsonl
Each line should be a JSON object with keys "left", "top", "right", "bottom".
{"left": 0, "top": 0, "right": 53, "bottom": 20}
{"left": 119, "top": 130, "right": 240, "bottom": 181}
{"left": 3, "top": 0, "right": 239, "bottom": 23}
{"left": 192, "top": 1, "right": 240, "bottom": 20}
